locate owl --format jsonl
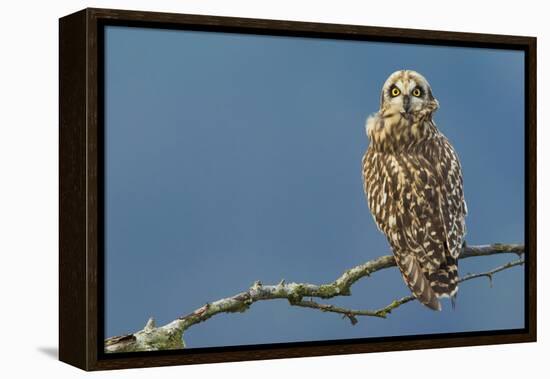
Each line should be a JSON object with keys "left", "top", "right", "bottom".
{"left": 362, "top": 70, "right": 467, "bottom": 311}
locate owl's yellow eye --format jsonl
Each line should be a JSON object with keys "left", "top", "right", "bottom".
{"left": 390, "top": 87, "right": 401, "bottom": 97}
{"left": 412, "top": 88, "right": 422, "bottom": 97}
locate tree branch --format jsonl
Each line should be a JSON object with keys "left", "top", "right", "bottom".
{"left": 294, "top": 257, "right": 525, "bottom": 322}
{"left": 104, "top": 243, "right": 524, "bottom": 353}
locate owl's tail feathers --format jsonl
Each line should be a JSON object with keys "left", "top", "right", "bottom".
{"left": 396, "top": 255, "right": 441, "bottom": 311}
{"left": 427, "top": 257, "right": 459, "bottom": 303}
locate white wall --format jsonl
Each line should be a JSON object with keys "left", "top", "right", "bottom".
{"left": 0, "top": 0, "right": 546, "bottom": 377}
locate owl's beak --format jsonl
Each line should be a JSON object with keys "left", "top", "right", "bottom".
{"left": 402, "top": 95, "right": 411, "bottom": 113}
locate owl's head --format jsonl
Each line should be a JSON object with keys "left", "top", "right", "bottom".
{"left": 379, "top": 70, "right": 439, "bottom": 118}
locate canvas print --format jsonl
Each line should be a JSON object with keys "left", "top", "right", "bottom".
{"left": 102, "top": 25, "right": 525, "bottom": 353}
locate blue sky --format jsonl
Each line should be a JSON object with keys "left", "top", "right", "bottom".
{"left": 104, "top": 26, "right": 525, "bottom": 349}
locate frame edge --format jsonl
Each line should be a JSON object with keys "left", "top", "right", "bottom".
{"left": 526, "top": 36, "right": 537, "bottom": 343}
{"left": 59, "top": 8, "right": 89, "bottom": 371}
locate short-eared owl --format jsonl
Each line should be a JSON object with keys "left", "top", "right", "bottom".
{"left": 362, "top": 70, "right": 467, "bottom": 310}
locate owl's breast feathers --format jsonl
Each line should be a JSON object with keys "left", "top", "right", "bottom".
{"left": 366, "top": 108, "right": 438, "bottom": 153}
{"left": 362, "top": 115, "right": 467, "bottom": 310}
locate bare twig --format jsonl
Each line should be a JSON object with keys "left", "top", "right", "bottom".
{"left": 296, "top": 257, "right": 525, "bottom": 321}
{"left": 292, "top": 299, "right": 382, "bottom": 325}
{"left": 104, "top": 243, "right": 524, "bottom": 353}
{"left": 460, "top": 258, "right": 524, "bottom": 287}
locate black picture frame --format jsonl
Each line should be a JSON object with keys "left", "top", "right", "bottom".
{"left": 59, "top": 7, "right": 537, "bottom": 371}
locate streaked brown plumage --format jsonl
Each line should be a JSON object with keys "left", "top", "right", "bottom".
{"left": 362, "top": 70, "right": 467, "bottom": 310}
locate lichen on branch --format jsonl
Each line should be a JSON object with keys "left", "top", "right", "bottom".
{"left": 104, "top": 243, "right": 524, "bottom": 353}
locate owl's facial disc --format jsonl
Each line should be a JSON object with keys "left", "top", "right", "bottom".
{"left": 386, "top": 79, "right": 427, "bottom": 117}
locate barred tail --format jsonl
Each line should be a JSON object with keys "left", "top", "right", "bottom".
{"left": 428, "top": 256, "right": 459, "bottom": 300}
{"left": 396, "top": 254, "right": 441, "bottom": 311}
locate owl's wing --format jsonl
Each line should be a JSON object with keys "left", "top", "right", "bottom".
{"left": 436, "top": 136, "right": 467, "bottom": 259}
{"left": 363, "top": 135, "right": 466, "bottom": 308}
{"left": 397, "top": 135, "right": 466, "bottom": 298}
{"left": 363, "top": 147, "right": 442, "bottom": 310}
